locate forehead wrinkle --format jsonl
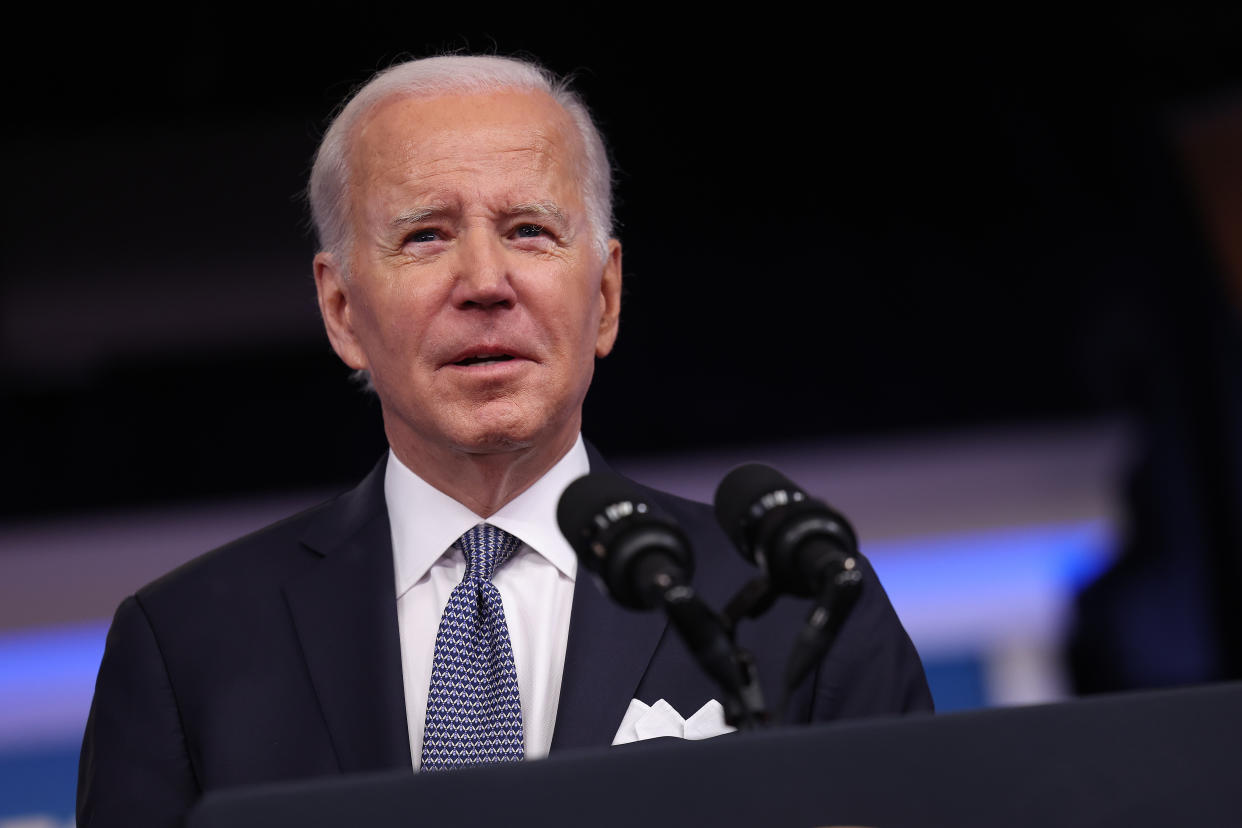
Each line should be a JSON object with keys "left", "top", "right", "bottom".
{"left": 407, "top": 126, "right": 560, "bottom": 164}
{"left": 377, "top": 147, "right": 561, "bottom": 204}
{"left": 349, "top": 89, "right": 583, "bottom": 180}
{"left": 351, "top": 97, "right": 589, "bottom": 238}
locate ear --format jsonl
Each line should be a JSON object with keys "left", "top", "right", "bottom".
{"left": 314, "top": 251, "right": 370, "bottom": 371}
{"left": 595, "top": 239, "right": 623, "bottom": 357}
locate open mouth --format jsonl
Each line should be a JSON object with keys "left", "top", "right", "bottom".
{"left": 453, "top": 354, "right": 516, "bottom": 367}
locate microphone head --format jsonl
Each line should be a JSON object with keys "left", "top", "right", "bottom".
{"left": 714, "top": 462, "right": 858, "bottom": 596}
{"left": 557, "top": 471, "right": 640, "bottom": 560}
{"left": 558, "top": 472, "right": 693, "bottom": 609}
{"left": 714, "top": 463, "right": 800, "bottom": 559}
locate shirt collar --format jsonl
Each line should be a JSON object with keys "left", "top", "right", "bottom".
{"left": 386, "top": 435, "right": 589, "bottom": 598}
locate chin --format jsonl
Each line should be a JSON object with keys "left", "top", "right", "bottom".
{"left": 454, "top": 430, "right": 532, "bottom": 455}
{"left": 453, "top": 401, "right": 576, "bottom": 458}
{"left": 450, "top": 410, "right": 542, "bottom": 455}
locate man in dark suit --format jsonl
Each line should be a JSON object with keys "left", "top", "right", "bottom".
{"left": 78, "top": 54, "right": 932, "bottom": 827}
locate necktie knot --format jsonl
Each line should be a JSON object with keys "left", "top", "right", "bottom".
{"left": 459, "top": 523, "right": 521, "bottom": 582}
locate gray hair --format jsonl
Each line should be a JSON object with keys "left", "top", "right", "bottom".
{"left": 308, "top": 54, "right": 615, "bottom": 264}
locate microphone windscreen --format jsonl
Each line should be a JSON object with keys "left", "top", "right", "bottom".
{"left": 557, "top": 471, "right": 646, "bottom": 558}
{"left": 713, "top": 463, "right": 798, "bottom": 551}
{"left": 558, "top": 471, "right": 694, "bottom": 608}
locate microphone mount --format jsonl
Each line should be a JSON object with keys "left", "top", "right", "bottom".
{"left": 558, "top": 472, "right": 769, "bottom": 730}
{"left": 714, "top": 463, "right": 868, "bottom": 713}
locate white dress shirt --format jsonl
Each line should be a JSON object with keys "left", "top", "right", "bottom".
{"left": 386, "top": 436, "right": 587, "bottom": 770}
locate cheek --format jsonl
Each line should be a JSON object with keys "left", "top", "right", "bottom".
{"left": 354, "top": 291, "right": 432, "bottom": 366}
{"left": 557, "top": 273, "right": 603, "bottom": 335}
{"left": 544, "top": 301, "right": 599, "bottom": 362}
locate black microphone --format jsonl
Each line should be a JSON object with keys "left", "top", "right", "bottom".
{"left": 714, "top": 463, "right": 859, "bottom": 597}
{"left": 556, "top": 471, "right": 693, "bottom": 610}
{"left": 558, "top": 472, "right": 767, "bottom": 727}
{"left": 714, "top": 463, "right": 864, "bottom": 700}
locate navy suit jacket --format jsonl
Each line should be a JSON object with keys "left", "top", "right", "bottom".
{"left": 78, "top": 449, "right": 932, "bottom": 827}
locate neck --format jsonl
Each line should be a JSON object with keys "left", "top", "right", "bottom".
{"left": 388, "top": 429, "right": 579, "bottom": 518}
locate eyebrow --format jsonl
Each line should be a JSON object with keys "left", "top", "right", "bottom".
{"left": 386, "top": 201, "right": 571, "bottom": 234}
{"left": 506, "top": 201, "right": 568, "bottom": 224}
{"left": 388, "top": 207, "right": 441, "bottom": 230}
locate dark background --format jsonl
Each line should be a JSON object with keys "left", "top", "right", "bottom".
{"left": 7, "top": 10, "right": 1241, "bottom": 514}
{"left": 6, "top": 11, "right": 1242, "bottom": 690}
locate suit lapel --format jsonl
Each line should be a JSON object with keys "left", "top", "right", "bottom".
{"left": 551, "top": 441, "right": 670, "bottom": 750}
{"left": 550, "top": 569, "right": 668, "bottom": 750}
{"left": 283, "top": 457, "right": 412, "bottom": 773}
{"left": 279, "top": 443, "right": 673, "bottom": 760}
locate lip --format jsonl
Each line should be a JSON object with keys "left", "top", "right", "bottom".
{"left": 440, "top": 343, "right": 535, "bottom": 370}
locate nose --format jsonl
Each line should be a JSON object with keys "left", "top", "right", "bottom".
{"left": 452, "top": 231, "right": 517, "bottom": 310}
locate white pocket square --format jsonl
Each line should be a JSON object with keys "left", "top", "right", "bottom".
{"left": 611, "top": 698, "right": 737, "bottom": 745}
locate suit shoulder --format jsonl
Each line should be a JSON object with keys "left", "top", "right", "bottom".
{"left": 136, "top": 456, "right": 389, "bottom": 605}
{"left": 135, "top": 488, "right": 364, "bottom": 610}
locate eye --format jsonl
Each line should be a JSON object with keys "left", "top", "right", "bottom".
{"left": 514, "top": 224, "right": 547, "bottom": 239}
{"left": 407, "top": 228, "right": 441, "bottom": 244}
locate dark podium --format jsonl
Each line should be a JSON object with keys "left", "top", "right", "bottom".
{"left": 188, "top": 681, "right": 1242, "bottom": 828}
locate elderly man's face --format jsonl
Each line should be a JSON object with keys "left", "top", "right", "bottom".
{"left": 315, "top": 89, "right": 621, "bottom": 466}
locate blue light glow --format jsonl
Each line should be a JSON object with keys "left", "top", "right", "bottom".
{"left": 0, "top": 621, "right": 108, "bottom": 696}
{"left": 865, "top": 519, "right": 1115, "bottom": 600}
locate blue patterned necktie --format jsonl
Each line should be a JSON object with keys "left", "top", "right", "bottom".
{"left": 420, "top": 523, "right": 525, "bottom": 771}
